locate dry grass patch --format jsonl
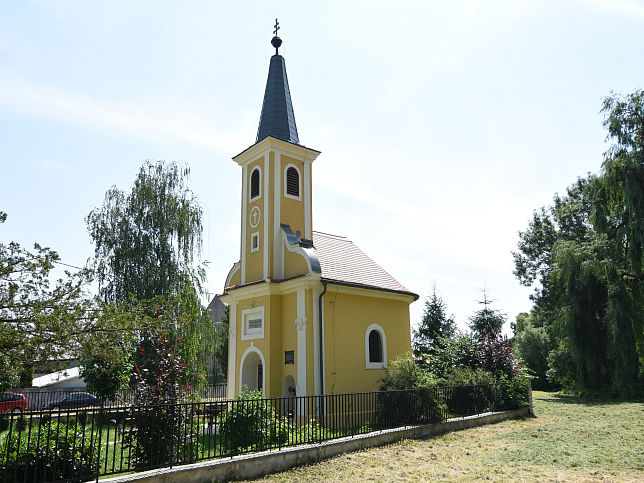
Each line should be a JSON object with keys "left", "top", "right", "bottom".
{"left": 241, "top": 391, "right": 643, "bottom": 482}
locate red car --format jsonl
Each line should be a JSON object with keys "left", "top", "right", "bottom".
{"left": 0, "top": 392, "right": 28, "bottom": 413}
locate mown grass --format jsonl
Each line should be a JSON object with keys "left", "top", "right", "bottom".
{"left": 242, "top": 391, "right": 644, "bottom": 482}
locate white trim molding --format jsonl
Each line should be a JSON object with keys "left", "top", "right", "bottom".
{"left": 239, "top": 344, "right": 266, "bottom": 396}
{"left": 365, "top": 323, "right": 387, "bottom": 370}
{"left": 295, "top": 289, "right": 307, "bottom": 395}
{"left": 227, "top": 304, "right": 237, "bottom": 399}
{"left": 273, "top": 151, "right": 282, "bottom": 279}
{"left": 241, "top": 166, "right": 247, "bottom": 285}
{"left": 283, "top": 163, "right": 302, "bottom": 201}
{"left": 304, "top": 160, "right": 311, "bottom": 239}
{"left": 263, "top": 153, "right": 270, "bottom": 279}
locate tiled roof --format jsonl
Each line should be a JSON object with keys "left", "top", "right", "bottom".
{"left": 313, "top": 231, "right": 414, "bottom": 296}
{"left": 256, "top": 54, "right": 299, "bottom": 144}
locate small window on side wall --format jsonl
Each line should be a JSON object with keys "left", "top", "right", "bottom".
{"left": 284, "top": 165, "right": 301, "bottom": 199}
{"left": 250, "top": 167, "right": 261, "bottom": 201}
{"left": 251, "top": 232, "right": 260, "bottom": 253}
{"left": 365, "top": 324, "right": 387, "bottom": 369}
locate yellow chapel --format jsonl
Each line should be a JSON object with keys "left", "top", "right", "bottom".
{"left": 220, "top": 28, "right": 418, "bottom": 400}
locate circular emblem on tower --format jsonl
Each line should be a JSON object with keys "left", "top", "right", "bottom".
{"left": 249, "top": 206, "right": 261, "bottom": 228}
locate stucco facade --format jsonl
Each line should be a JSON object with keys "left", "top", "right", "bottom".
{"left": 220, "top": 36, "right": 417, "bottom": 400}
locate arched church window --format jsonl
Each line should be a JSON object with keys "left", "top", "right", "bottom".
{"left": 369, "top": 330, "right": 382, "bottom": 363}
{"left": 250, "top": 167, "right": 261, "bottom": 201}
{"left": 365, "top": 323, "right": 388, "bottom": 369}
{"left": 284, "top": 165, "right": 301, "bottom": 199}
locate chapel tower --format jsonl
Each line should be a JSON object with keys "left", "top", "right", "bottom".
{"left": 232, "top": 28, "right": 320, "bottom": 286}
{"left": 222, "top": 23, "right": 416, "bottom": 401}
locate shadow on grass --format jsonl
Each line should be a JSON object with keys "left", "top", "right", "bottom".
{"left": 534, "top": 391, "right": 644, "bottom": 407}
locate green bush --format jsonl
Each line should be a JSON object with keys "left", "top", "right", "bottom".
{"left": 0, "top": 420, "right": 100, "bottom": 483}
{"left": 380, "top": 353, "right": 436, "bottom": 391}
{"left": 0, "top": 416, "right": 8, "bottom": 432}
{"left": 378, "top": 354, "right": 445, "bottom": 428}
{"left": 497, "top": 376, "right": 530, "bottom": 410}
{"left": 124, "top": 404, "right": 202, "bottom": 468}
{"left": 15, "top": 416, "right": 27, "bottom": 433}
{"left": 217, "top": 388, "right": 288, "bottom": 454}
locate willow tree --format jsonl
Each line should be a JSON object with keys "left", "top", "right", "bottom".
{"left": 87, "top": 161, "right": 205, "bottom": 303}
{"left": 591, "top": 90, "right": 644, "bottom": 385}
{"left": 86, "top": 161, "right": 214, "bottom": 387}
{"left": 515, "top": 90, "right": 644, "bottom": 393}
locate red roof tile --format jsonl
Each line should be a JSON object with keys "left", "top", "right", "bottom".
{"left": 312, "top": 231, "right": 412, "bottom": 295}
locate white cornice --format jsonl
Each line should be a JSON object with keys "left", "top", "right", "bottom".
{"left": 221, "top": 273, "right": 323, "bottom": 302}
{"left": 325, "top": 283, "right": 417, "bottom": 304}
{"left": 233, "top": 137, "right": 321, "bottom": 167}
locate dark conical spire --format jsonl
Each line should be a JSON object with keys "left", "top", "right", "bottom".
{"left": 256, "top": 21, "right": 299, "bottom": 144}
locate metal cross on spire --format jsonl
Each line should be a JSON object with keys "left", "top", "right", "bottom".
{"left": 271, "top": 18, "right": 283, "bottom": 54}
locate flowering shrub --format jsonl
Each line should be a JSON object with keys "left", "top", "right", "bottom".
{"left": 124, "top": 334, "right": 201, "bottom": 469}
{"left": 477, "top": 331, "right": 519, "bottom": 378}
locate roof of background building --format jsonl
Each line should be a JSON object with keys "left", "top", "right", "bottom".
{"left": 313, "top": 231, "right": 416, "bottom": 297}
{"left": 32, "top": 367, "right": 81, "bottom": 388}
{"left": 207, "top": 295, "right": 226, "bottom": 324}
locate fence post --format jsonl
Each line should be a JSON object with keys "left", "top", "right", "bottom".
{"left": 526, "top": 377, "right": 534, "bottom": 416}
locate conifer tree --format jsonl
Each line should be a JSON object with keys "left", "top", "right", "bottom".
{"left": 468, "top": 288, "right": 506, "bottom": 340}
{"left": 412, "top": 285, "right": 455, "bottom": 357}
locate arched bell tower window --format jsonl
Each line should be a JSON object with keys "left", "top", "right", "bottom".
{"left": 365, "top": 323, "right": 387, "bottom": 369}
{"left": 284, "top": 164, "right": 301, "bottom": 200}
{"left": 250, "top": 166, "right": 261, "bottom": 202}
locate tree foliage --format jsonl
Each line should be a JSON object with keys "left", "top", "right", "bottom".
{"left": 213, "top": 305, "right": 229, "bottom": 381}
{"left": 422, "top": 331, "right": 479, "bottom": 378}
{"left": 412, "top": 285, "right": 455, "bottom": 358}
{"left": 0, "top": 212, "right": 92, "bottom": 391}
{"left": 86, "top": 161, "right": 214, "bottom": 385}
{"left": 468, "top": 289, "right": 506, "bottom": 340}
{"left": 514, "top": 90, "right": 644, "bottom": 394}
{"left": 87, "top": 160, "right": 205, "bottom": 304}
{"left": 512, "top": 313, "right": 552, "bottom": 389}
{"left": 477, "top": 331, "right": 517, "bottom": 378}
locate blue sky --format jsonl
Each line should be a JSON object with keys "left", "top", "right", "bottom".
{"left": 2, "top": 0, "right": 643, "bottom": 333}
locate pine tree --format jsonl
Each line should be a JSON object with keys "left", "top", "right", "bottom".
{"left": 468, "top": 288, "right": 506, "bottom": 340}
{"left": 412, "top": 285, "right": 455, "bottom": 357}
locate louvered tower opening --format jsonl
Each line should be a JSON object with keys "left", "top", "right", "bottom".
{"left": 286, "top": 166, "right": 300, "bottom": 197}
{"left": 250, "top": 168, "right": 260, "bottom": 199}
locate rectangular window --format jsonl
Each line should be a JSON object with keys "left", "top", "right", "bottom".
{"left": 241, "top": 306, "right": 264, "bottom": 340}
{"left": 284, "top": 350, "right": 294, "bottom": 364}
{"left": 251, "top": 232, "right": 260, "bottom": 253}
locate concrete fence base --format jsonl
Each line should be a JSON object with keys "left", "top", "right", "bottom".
{"left": 102, "top": 407, "right": 530, "bottom": 483}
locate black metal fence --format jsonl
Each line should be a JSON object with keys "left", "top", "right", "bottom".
{"left": 5, "top": 384, "right": 228, "bottom": 411}
{"left": 0, "top": 382, "right": 530, "bottom": 483}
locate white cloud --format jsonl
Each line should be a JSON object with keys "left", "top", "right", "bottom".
{"left": 584, "top": 0, "right": 644, "bottom": 17}
{"left": 0, "top": 73, "right": 247, "bottom": 155}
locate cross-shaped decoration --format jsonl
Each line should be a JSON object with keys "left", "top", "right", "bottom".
{"left": 249, "top": 206, "right": 261, "bottom": 228}
{"left": 273, "top": 18, "right": 280, "bottom": 37}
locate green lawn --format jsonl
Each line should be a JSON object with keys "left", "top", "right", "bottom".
{"left": 242, "top": 391, "right": 644, "bottom": 482}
